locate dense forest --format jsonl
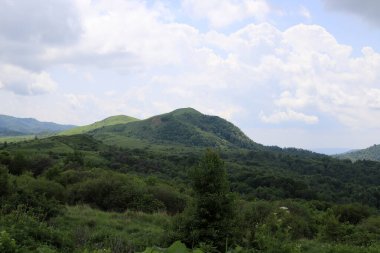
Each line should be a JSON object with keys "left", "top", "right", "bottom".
{"left": 0, "top": 109, "right": 380, "bottom": 252}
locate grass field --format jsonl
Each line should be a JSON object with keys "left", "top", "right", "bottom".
{"left": 59, "top": 115, "right": 139, "bottom": 136}
{"left": 51, "top": 205, "right": 171, "bottom": 252}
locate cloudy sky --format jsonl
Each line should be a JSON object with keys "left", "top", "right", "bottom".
{"left": 1, "top": 0, "right": 380, "bottom": 150}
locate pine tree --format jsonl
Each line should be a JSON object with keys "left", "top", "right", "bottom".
{"left": 183, "top": 149, "right": 235, "bottom": 251}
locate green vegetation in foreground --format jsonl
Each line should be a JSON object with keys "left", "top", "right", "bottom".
{"left": 59, "top": 115, "right": 139, "bottom": 136}
{"left": 335, "top": 144, "right": 380, "bottom": 162}
{"left": 52, "top": 206, "right": 171, "bottom": 252}
{"left": 0, "top": 149, "right": 379, "bottom": 252}
{"left": 140, "top": 240, "right": 380, "bottom": 253}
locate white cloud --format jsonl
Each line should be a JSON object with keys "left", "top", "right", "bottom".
{"left": 0, "top": 64, "right": 56, "bottom": 95}
{"left": 182, "top": 0, "right": 270, "bottom": 28}
{"left": 47, "top": 12, "right": 380, "bottom": 129}
{"left": 65, "top": 94, "right": 89, "bottom": 109}
{"left": 260, "top": 110, "right": 319, "bottom": 124}
{"left": 1, "top": 0, "right": 380, "bottom": 139}
{"left": 41, "top": 0, "right": 201, "bottom": 71}
{"left": 0, "top": 0, "right": 81, "bottom": 71}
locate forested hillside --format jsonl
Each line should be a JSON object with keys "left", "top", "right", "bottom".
{"left": 336, "top": 144, "right": 380, "bottom": 162}
{"left": 90, "top": 108, "right": 261, "bottom": 150}
{"left": 0, "top": 109, "right": 379, "bottom": 252}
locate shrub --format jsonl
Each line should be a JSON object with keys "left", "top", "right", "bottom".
{"left": 0, "top": 230, "right": 17, "bottom": 253}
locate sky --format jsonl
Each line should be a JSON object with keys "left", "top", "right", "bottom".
{"left": 1, "top": 0, "right": 380, "bottom": 151}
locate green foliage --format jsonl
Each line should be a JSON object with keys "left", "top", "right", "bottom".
{"left": 4, "top": 131, "right": 380, "bottom": 209}
{"left": 174, "top": 150, "right": 235, "bottom": 251}
{"left": 0, "top": 210, "right": 68, "bottom": 252}
{"left": 0, "top": 230, "right": 17, "bottom": 253}
{"left": 333, "top": 203, "right": 373, "bottom": 225}
{"left": 0, "top": 151, "right": 11, "bottom": 165}
{"left": 65, "top": 151, "right": 85, "bottom": 168}
{"left": 28, "top": 154, "right": 53, "bottom": 176}
{"left": 8, "top": 153, "right": 28, "bottom": 175}
{"left": 67, "top": 170, "right": 165, "bottom": 212}
{"left": 1, "top": 174, "right": 65, "bottom": 220}
{"left": 148, "top": 184, "right": 188, "bottom": 214}
{"left": 0, "top": 166, "right": 9, "bottom": 197}
{"left": 52, "top": 205, "right": 170, "bottom": 252}
{"left": 1, "top": 110, "right": 380, "bottom": 252}
{"left": 139, "top": 241, "right": 194, "bottom": 253}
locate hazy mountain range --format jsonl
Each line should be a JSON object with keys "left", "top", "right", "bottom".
{"left": 0, "top": 114, "right": 75, "bottom": 136}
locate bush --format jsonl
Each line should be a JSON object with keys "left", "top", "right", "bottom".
{"left": 0, "top": 166, "right": 9, "bottom": 197}
{"left": 2, "top": 175, "right": 65, "bottom": 220}
{"left": 0, "top": 211, "right": 70, "bottom": 251}
{"left": 68, "top": 172, "right": 164, "bottom": 212}
{"left": 333, "top": 203, "right": 373, "bottom": 225}
{"left": 148, "top": 184, "right": 187, "bottom": 214}
{"left": 8, "top": 153, "right": 28, "bottom": 175}
{"left": 0, "top": 230, "right": 17, "bottom": 253}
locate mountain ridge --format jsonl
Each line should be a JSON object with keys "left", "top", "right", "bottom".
{"left": 335, "top": 144, "right": 380, "bottom": 161}
{"left": 0, "top": 114, "right": 75, "bottom": 136}
{"left": 89, "top": 108, "right": 263, "bottom": 150}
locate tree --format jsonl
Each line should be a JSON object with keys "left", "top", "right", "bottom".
{"left": 178, "top": 149, "right": 235, "bottom": 251}
{"left": 9, "top": 153, "right": 28, "bottom": 175}
{"left": 0, "top": 166, "right": 9, "bottom": 197}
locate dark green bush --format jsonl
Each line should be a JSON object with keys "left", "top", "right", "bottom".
{"left": 68, "top": 172, "right": 164, "bottom": 212}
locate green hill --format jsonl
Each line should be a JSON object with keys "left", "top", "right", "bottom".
{"left": 2, "top": 117, "right": 380, "bottom": 209}
{"left": 1, "top": 109, "right": 380, "bottom": 252}
{"left": 90, "top": 108, "right": 262, "bottom": 150}
{"left": 59, "top": 115, "right": 139, "bottom": 136}
{"left": 2, "top": 108, "right": 380, "bottom": 209}
{"left": 335, "top": 144, "right": 380, "bottom": 161}
{"left": 0, "top": 114, "right": 75, "bottom": 136}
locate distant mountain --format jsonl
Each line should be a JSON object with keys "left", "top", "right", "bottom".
{"left": 59, "top": 115, "right": 139, "bottom": 136}
{"left": 335, "top": 144, "right": 380, "bottom": 161}
{"left": 90, "top": 108, "right": 262, "bottom": 149}
{"left": 0, "top": 115, "right": 75, "bottom": 136}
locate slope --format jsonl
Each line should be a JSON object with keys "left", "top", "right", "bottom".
{"left": 2, "top": 129, "right": 380, "bottom": 209}
{"left": 0, "top": 114, "right": 75, "bottom": 136}
{"left": 90, "top": 108, "right": 262, "bottom": 150}
{"left": 59, "top": 115, "right": 139, "bottom": 136}
{"left": 335, "top": 144, "right": 380, "bottom": 162}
